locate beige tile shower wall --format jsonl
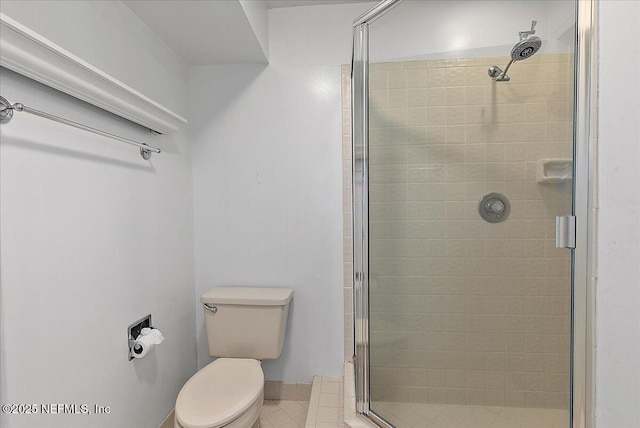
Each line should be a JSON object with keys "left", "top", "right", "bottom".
{"left": 341, "top": 55, "right": 574, "bottom": 409}
{"left": 342, "top": 64, "right": 354, "bottom": 363}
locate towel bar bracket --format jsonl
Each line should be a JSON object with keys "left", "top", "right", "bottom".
{"left": 0, "top": 96, "right": 13, "bottom": 121}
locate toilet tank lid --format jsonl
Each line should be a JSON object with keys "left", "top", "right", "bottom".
{"left": 201, "top": 287, "right": 293, "bottom": 306}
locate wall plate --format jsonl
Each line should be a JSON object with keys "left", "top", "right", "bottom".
{"left": 128, "top": 314, "right": 151, "bottom": 361}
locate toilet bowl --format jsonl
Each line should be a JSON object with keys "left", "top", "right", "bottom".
{"left": 175, "top": 358, "right": 264, "bottom": 428}
{"left": 174, "top": 287, "right": 293, "bottom": 428}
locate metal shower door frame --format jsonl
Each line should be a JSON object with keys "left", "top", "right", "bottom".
{"left": 350, "top": 0, "right": 598, "bottom": 427}
{"left": 572, "top": 1, "right": 598, "bottom": 427}
{"left": 351, "top": 2, "right": 404, "bottom": 426}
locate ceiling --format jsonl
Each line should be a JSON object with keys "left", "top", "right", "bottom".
{"left": 123, "top": 0, "right": 268, "bottom": 66}
{"left": 267, "top": 0, "right": 374, "bottom": 8}
{"left": 123, "top": 0, "right": 375, "bottom": 66}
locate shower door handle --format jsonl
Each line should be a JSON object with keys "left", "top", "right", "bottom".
{"left": 555, "top": 216, "right": 576, "bottom": 249}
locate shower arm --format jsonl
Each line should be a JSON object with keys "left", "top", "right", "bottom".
{"left": 500, "top": 20, "right": 536, "bottom": 79}
{"left": 488, "top": 58, "right": 515, "bottom": 81}
{"left": 499, "top": 58, "right": 515, "bottom": 79}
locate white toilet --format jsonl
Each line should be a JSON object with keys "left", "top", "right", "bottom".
{"left": 174, "top": 287, "right": 293, "bottom": 428}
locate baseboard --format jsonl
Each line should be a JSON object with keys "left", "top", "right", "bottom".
{"left": 158, "top": 409, "right": 175, "bottom": 428}
{"left": 264, "top": 381, "right": 313, "bottom": 401}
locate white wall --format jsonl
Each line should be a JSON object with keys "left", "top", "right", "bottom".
{"left": 0, "top": 2, "right": 195, "bottom": 428}
{"left": 596, "top": 1, "right": 640, "bottom": 427}
{"left": 189, "top": 2, "right": 375, "bottom": 382}
{"left": 368, "top": 0, "right": 574, "bottom": 62}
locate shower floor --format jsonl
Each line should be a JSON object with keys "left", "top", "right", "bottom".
{"left": 371, "top": 402, "right": 568, "bottom": 428}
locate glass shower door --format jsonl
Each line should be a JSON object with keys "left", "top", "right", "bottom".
{"left": 352, "top": 1, "right": 579, "bottom": 427}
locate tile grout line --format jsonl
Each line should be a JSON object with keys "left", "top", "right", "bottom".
{"left": 306, "top": 375, "right": 346, "bottom": 428}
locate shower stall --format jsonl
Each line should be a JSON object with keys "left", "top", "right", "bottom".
{"left": 348, "top": 1, "right": 596, "bottom": 427}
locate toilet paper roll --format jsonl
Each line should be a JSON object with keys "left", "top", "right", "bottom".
{"left": 132, "top": 328, "right": 164, "bottom": 359}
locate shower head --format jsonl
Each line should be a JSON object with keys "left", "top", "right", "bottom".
{"left": 488, "top": 20, "right": 543, "bottom": 82}
{"left": 510, "top": 36, "right": 542, "bottom": 61}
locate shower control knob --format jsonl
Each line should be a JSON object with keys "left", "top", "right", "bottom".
{"left": 487, "top": 199, "right": 505, "bottom": 214}
{"left": 478, "top": 193, "right": 511, "bottom": 223}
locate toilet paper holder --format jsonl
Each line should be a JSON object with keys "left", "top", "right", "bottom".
{"left": 128, "top": 314, "right": 153, "bottom": 361}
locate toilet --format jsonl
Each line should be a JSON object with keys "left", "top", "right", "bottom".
{"left": 174, "top": 287, "right": 293, "bottom": 428}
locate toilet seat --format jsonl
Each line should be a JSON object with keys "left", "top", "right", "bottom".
{"left": 175, "top": 358, "right": 264, "bottom": 428}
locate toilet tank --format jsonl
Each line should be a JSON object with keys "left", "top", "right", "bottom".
{"left": 201, "top": 287, "right": 293, "bottom": 360}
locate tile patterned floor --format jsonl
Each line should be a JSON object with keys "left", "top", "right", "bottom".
{"left": 344, "top": 364, "right": 568, "bottom": 428}
{"left": 256, "top": 375, "right": 345, "bottom": 428}
{"left": 258, "top": 400, "right": 310, "bottom": 428}
{"left": 256, "top": 376, "right": 568, "bottom": 428}
{"left": 306, "top": 376, "right": 346, "bottom": 427}
{"left": 372, "top": 402, "right": 569, "bottom": 428}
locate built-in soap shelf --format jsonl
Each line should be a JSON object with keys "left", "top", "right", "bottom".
{"left": 536, "top": 159, "right": 572, "bottom": 184}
